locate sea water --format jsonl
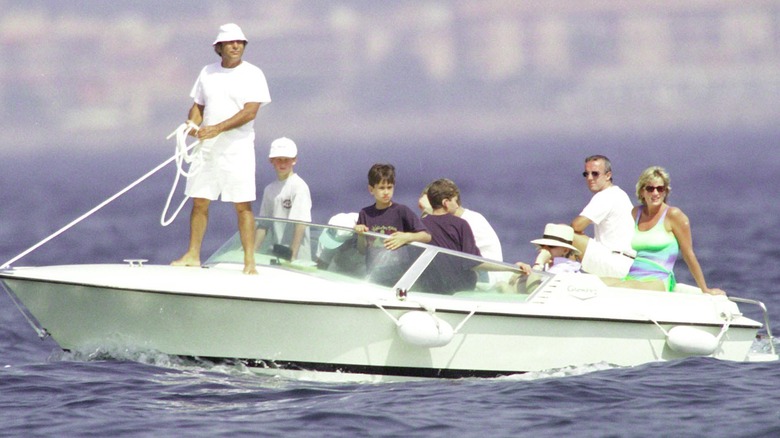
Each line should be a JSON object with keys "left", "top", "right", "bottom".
{"left": 2, "top": 130, "right": 780, "bottom": 436}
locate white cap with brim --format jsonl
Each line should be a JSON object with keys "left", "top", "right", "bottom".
{"left": 530, "top": 223, "right": 580, "bottom": 254}
{"left": 319, "top": 213, "right": 358, "bottom": 250}
{"left": 269, "top": 137, "right": 298, "bottom": 158}
{"left": 213, "top": 23, "right": 247, "bottom": 45}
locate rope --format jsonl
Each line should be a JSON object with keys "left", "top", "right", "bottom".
{"left": 0, "top": 282, "right": 49, "bottom": 339}
{"left": 0, "top": 123, "right": 201, "bottom": 269}
{"left": 160, "top": 121, "right": 203, "bottom": 226}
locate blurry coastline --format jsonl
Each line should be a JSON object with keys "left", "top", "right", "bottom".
{"left": 2, "top": 0, "right": 779, "bottom": 153}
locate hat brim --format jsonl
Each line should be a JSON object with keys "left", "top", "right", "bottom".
{"left": 213, "top": 38, "right": 248, "bottom": 45}
{"left": 319, "top": 229, "right": 353, "bottom": 250}
{"left": 530, "top": 238, "right": 580, "bottom": 254}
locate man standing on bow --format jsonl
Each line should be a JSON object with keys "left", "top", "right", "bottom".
{"left": 172, "top": 23, "right": 271, "bottom": 274}
{"left": 571, "top": 155, "right": 635, "bottom": 278}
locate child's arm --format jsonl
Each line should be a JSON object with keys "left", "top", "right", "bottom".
{"left": 354, "top": 224, "right": 369, "bottom": 253}
{"left": 255, "top": 228, "right": 267, "bottom": 251}
{"left": 384, "top": 231, "right": 431, "bottom": 250}
{"left": 290, "top": 224, "right": 306, "bottom": 260}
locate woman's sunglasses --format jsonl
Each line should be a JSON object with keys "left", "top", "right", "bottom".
{"left": 644, "top": 185, "right": 666, "bottom": 193}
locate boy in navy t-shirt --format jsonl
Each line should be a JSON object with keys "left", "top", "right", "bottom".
{"left": 419, "top": 178, "right": 482, "bottom": 293}
{"left": 355, "top": 163, "right": 430, "bottom": 248}
{"left": 355, "top": 164, "right": 430, "bottom": 285}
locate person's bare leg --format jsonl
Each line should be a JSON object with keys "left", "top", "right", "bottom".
{"left": 235, "top": 201, "right": 257, "bottom": 275}
{"left": 602, "top": 277, "right": 666, "bottom": 291}
{"left": 172, "top": 198, "right": 210, "bottom": 267}
{"left": 572, "top": 233, "right": 589, "bottom": 258}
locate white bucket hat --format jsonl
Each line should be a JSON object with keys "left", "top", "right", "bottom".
{"left": 213, "top": 23, "right": 248, "bottom": 45}
{"left": 530, "top": 223, "right": 580, "bottom": 254}
{"left": 319, "top": 212, "right": 358, "bottom": 250}
{"left": 269, "top": 137, "right": 298, "bottom": 158}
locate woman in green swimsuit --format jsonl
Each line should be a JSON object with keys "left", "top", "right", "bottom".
{"left": 621, "top": 166, "right": 725, "bottom": 295}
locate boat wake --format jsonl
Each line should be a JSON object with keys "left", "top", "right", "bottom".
{"left": 496, "top": 361, "right": 622, "bottom": 381}
{"left": 51, "top": 344, "right": 626, "bottom": 384}
{"left": 52, "top": 345, "right": 259, "bottom": 378}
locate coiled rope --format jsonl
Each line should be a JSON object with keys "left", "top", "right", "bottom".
{"left": 160, "top": 121, "right": 203, "bottom": 226}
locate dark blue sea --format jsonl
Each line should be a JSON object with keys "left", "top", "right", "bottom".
{"left": 2, "top": 130, "right": 780, "bottom": 436}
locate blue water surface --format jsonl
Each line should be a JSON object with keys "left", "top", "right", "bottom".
{"left": 1, "top": 130, "right": 779, "bottom": 436}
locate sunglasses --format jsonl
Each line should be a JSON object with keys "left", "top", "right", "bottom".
{"left": 582, "top": 171, "right": 601, "bottom": 178}
{"left": 644, "top": 185, "right": 666, "bottom": 193}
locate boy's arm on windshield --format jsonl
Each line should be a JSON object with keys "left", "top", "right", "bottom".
{"left": 383, "top": 231, "right": 430, "bottom": 250}
{"left": 290, "top": 224, "right": 306, "bottom": 260}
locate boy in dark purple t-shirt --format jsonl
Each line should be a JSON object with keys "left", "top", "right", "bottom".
{"left": 355, "top": 164, "right": 430, "bottom": 285}
{"left": 355, "top": 164, "right": 430, "bottom": 249}
{"left": 418, "top": 178, "right": 481, "bottom": 293}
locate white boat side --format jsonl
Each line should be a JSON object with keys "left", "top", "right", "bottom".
{"left": 0, "top": 218, "right": 774, "bottom": 380}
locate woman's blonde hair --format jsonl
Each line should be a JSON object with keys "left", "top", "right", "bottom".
{"left": 635, "top": 166, "right": 671, "bottom": 205}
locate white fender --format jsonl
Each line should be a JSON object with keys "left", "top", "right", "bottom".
{"left": 666, "top": 326, "right": 719, "bottom": 356}
{"left": 396, "top": 311, "right": 454, "bottom": 348}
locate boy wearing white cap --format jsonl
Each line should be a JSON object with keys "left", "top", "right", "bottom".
{"left": 255, "top": 137, "right": 313, "bottom": 261}
{"left": 173, "top": 23, "right": 271, "bottom": 275}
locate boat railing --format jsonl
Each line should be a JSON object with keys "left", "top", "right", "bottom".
{"left": 205, "top": 217, "right": 540, "bottom": 300}
{"left": 728, "top": 296, "right": 777, "bottom": 355}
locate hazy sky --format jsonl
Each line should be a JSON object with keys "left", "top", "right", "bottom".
{"left": 4, "top": 0, "right": 779, "bottom": 156}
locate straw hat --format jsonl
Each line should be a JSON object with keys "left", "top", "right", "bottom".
{"left": 530, "top": 224, "right": 580, "bottom": 254}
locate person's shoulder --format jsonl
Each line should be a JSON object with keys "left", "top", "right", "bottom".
{"left": 604, "top": 185, "right": 633, "bottom": 205}
{"left": 200, "top": 62, "right": 222, "bottom": 74}
{"left": 666, "top": 205, "right": 688, "bottom": 222}
{"left": 434, "top": 213, "right": 468, "bottom": 226}
{"left": 391, "top": 202, "right": 415, "bottom": 215}
{"left": 604, "top": 184, "right": 629, "bottom": 196}
{"left": 453, "top": 214, "right": 473, "bottom": 228}
{"left": 291, "top": 173, "right": 309, "bottom": 185}
{"left": 237, "top": 61, "right": 265, "bottom": 75}
{"left": 360, "top": 204, "right": 379, "bottom": 215}
{"left": 461, "top": 208, "right": 490, "bottom": 224}
{"left": 237, "top": 60, "right": 260, "bottom": 69}
{"left": 461, "top": 208, "right": 480, "bottom": 219}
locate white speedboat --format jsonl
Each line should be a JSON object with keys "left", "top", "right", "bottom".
{"left": 1, "top": 218, "right": 776, "bottom": 381}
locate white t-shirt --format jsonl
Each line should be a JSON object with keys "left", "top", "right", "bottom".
{"left": 260, "top": 173, "right": 312, "bottom": 221}
{"left": 579, "top": 185, "right": 634, "bottom": 253}
{"left": 185, "top": 61, "right": 271, "bottom": 202}
{"left": 460, "top": 209, "right": 503, "bottom": 262}
{"left": 260, "top": 173, "right": 312, "bottom": 261}
{"left": 190, "top": 61, "right": 271, "bottom": 143}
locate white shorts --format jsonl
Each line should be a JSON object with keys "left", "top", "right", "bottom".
{"left": 185, "top": 138, "right": 256, "bottom": 202}
{"left": 581, "top": 239, "right": 634, "bottom": 278}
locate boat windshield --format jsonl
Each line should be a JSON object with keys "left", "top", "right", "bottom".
{"left": 205, "top": 218, "right": 548, "bottom": 301}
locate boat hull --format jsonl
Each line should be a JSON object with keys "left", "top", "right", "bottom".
{"left": 1, "top": 264, "right": 760, "bottom": 380}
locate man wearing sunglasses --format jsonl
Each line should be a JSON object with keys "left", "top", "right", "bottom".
{"left": 570, "top": 155, "right": 635, "bottom": 278}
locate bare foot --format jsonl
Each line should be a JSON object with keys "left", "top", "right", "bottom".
{"left": 243, "top": 264, "right": 258, "bottom": 275}
{"left": 171, "top": 255, "right": 201, "bottom": 267}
